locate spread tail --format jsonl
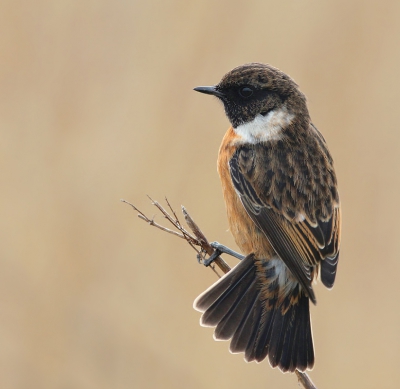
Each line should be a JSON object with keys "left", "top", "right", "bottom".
{"left": 193, "top": 254, "right": 314, "bottom": 372}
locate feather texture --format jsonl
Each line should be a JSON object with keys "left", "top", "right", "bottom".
{"left": 228, "top": 128, "right": 341, "bottom": 303}
{"left": 194, "top": 254, "right": 314, "bottom": 372}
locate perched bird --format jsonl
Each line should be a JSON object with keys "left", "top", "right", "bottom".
{"left": 193, "top": 63, "right": 341, "bottom": 372}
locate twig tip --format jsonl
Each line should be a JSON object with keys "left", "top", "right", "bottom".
{"left": 146, "top": 194, "right": 156, "bottom": 204}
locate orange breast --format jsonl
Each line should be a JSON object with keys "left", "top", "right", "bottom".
{"left": 217, "top": 127, "right": 274, "bottom": 259}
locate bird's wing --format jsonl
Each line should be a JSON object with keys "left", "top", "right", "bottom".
{"left": 229, "top": 132, "right": 340, "bottom": 304}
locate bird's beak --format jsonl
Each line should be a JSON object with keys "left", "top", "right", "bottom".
{"left": 193, "top": 86, "right": 224, "bottom": 98}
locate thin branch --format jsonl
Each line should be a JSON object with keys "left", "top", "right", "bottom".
{"left": 123, "top": 197, "right": 318, "bottom": 389}
{"left": 182, "top": 206, "right": 231, "bottom": 275}
{"left": 295, "top": 371, "right": 317, "bottom": 389}
{"left": 121, "top": 198, "right": 229, "bottom": 276}
{"left": 121, "top": 199, "right": 185, "bottom": 240}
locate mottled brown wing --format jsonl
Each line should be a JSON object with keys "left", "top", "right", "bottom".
{"left": 229, "top": 131, "right": 340, "bottom": 304}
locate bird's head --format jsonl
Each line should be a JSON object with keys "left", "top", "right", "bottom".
{"left": 194, "top": 63, "right": 309, "bottom": 129}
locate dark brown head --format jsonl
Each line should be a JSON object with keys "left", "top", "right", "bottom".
{"left": 194, "top": 63, "right": 309, "bottom": 129}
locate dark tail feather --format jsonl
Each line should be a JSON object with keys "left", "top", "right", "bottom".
{"left": 320, "top": 253, "right": 339, "bottom": 288}
{"left": 193, "top": 254, "right": 314, "bottom": 372}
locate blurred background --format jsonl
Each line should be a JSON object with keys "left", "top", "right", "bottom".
{"left": 1, "top": 1, "right": 399, "bottom": 388}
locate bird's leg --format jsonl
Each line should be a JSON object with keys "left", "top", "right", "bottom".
{"left": 203, "top": 241, "right": 245, "bottom": 267}
{"left": 211, "top": 242, "right": 245, "bottom": 260}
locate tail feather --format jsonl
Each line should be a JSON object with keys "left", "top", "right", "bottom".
{"left": 254, "top": 308, "right": 276, "bottom": 362}
{"left": 292, "top": 298, "right": 314, "bottom": 371}
{"left": 280, "top": 298, "right": 303, "bottom": 371}
{"left": 268, "top": 306, "right": 289, "bottom": 367}
{"left": 229, "top": 288, "right": 262, "bottom": 353}
{"left": 200, "top": 264, "right": 255, "bottom": 327}
{"left": 280, "top": 312, "right": 299, "bottom": 371}
{"left": 194, "top": 254, "right": 314, "bottom": 372}
{"left": 243, "top": 299, "right": 264, "bottom": 362}
{"left": 194, "top": 255, "right": 255, "bottom": 312}
{"left": 270, "top": 292, "right": 313, "bottom": 371}
{"left": 214, "top": 279, "right": 259, "bottom": 340}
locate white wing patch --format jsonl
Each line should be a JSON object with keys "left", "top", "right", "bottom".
{"left": 233, "top": 106, "right": 294, "bottom": 144}
{"left": 269, "top": 257, "right": 298, "bottom": 297}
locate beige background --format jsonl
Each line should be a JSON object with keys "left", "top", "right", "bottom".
{"left": 1, "top": 1, "right": 400, "bottom": 388}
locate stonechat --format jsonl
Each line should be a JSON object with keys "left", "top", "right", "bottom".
{"left": 193, "top": 63, "right": 341, "bottom": 372}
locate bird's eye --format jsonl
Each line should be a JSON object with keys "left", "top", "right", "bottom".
{"left": 238, "top": 86, "right": 254, "bottom": 98}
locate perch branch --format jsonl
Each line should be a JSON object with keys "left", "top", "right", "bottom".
{"left": 121, "top": 198, "right": 229, "bottom": 277}
{"left": 122, "top": 197, "right": 318, "bottom": 389}
{"left": 295, "top": 370, "right": 317, "bottom": 389}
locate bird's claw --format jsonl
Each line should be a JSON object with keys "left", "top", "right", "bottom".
{"left": 203, "top": 248, "right": 222, "bottom": 267}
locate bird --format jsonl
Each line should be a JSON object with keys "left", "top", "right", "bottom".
{"left": 192, "top": 63, "right": 341, "bottom": 373}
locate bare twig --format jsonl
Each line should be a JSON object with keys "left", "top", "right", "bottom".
{"left": 123, "top": 197, "right": 318, "bottom": 389}
{"left": 182, "top": 206, "right": 231, "bottom": 275}
{"left": 295, "top": 371, "right": 317, "bottom": 389}
{"left": 121, "top": 198, "right": 229, "bottom": 277}
{"left": 121, "top": 199, "right": 185, "bottom": 239}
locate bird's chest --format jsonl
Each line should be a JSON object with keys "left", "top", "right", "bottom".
{"left": 217, "top": 128, "right": 274, "bottom": 258}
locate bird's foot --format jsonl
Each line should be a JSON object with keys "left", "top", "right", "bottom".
{"left": 202, "top": 241, "right": 245, "bottom": 267}
{"left": 210, "top": 242, "right": 245, "bottom": 260}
